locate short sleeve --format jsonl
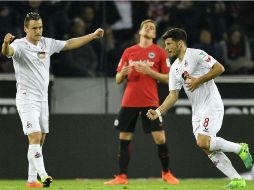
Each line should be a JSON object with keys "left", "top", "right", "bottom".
{"left": 195, "top": 49, "right": 217, "bottom": 68}
{"left": 9, "top": 40, "right": 21, "bottom": 59}
{"left": 116, "top": 49, "right": 129, "bottom": 72}
{"left": 168, "top": 68, "right": 183, "bottom": 91}
{"left": 47, "top": 38, "right": 66, "bottom": 56}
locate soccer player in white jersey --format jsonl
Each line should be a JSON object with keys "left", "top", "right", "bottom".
{"left": 147, "top": 28, "right": 253, "bottom": 188}
{"left": 1, "top": 12, "right": 104, "bottom": 188}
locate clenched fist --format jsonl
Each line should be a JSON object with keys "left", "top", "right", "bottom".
{"left": 4, "top": 33, "right": 15, "bottom": 44}
{"left": 93, "top": 28, "right": 104, "bottom": 39}
{"left": 146, "top": 109, "right": 159, "bottom": 120}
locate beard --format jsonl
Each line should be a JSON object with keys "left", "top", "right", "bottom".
{"left": 169, "top": 56, "right": 177, "bottom": 63}
{"left": 142, "top": 33, "right": 155, "bottom": 40}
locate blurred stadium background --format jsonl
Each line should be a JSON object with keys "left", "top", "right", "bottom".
{"left": 0, "top": 1, "right": 254, "bottom": 180}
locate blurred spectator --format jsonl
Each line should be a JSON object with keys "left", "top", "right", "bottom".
{"left": 118, "top": 29, "right": 140, "bottom": 57}
{"left": 56, "top": 17, "right": 98, "bottom": 77}
{"left": 80, "top": 5, "right": 98, "bottom": 34}
{"left": 103, "top": 26, "right": 118, "bottom": 77}
{"left": 0, "top": 4, "right": 15, "bottom": 73}
{"left": 47, "top": 1, "right": 71, "bottom": 40}
{"left": 220, "top": 25, "right": 254, "bottom": 74}
{"left": 131, "top": 2, "right": 149, "bottom": 31}
{"left": 234, "top": 2, "right": 254, "bottom": 40}
{"left": 79, "top": 4, "right": 102, "bottom": 64}
{"left": 17, "top": 0, "right": 54, "bottom": 37}
{"left": 111, "top": 0, "right": 132, "bottom": 30}
{"left": 146, "top": 1, "right": 173, "bottom": 37}
{"left": 0, "top": 55, "right": 14, "bottom": 73}
{"left": 196, "top": 1, "right": 228, "bottom": 42}
{"left": 2, "top": 1, "right": 254, "bottom": 76}
{"left": 192, "top": 29, "right": 223, "bottom": 62}
{"left": 0, "top": 4, "right": 13, "bottom": 40}
{"left": 110, "top": 0, "right": 133, "bottom": 43}
{"left": 174, "top": 1, "right": 201, "bottom": 46}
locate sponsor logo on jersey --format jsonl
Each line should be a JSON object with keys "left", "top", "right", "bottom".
{"left": 148, "top": 52, "right": 155, "bottom": 59}
{"left": 182, "top": 71, "right": 190, "bottom": 80}
{"left": 129, "top": 60, "right": 155, "bottom": 67}
{"left": 37, "top": 51, "right": 46, "bottom": 59}
{"left": 184, "top": 61, "right": 188, "bottom": 67}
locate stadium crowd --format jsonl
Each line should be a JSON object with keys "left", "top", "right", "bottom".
{"left": 1, "top": 0, "right": 254, "bottom": 76}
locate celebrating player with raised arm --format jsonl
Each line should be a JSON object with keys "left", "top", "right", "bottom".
{"left": 1, "top": 12, "right": 103, "bottom": 188}
{"left": 147, "top": 28, "right": 253, "bottom": 188}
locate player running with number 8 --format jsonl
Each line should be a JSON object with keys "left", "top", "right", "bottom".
{"left": 147, "top": 28, "right": 253, "bottom": 189}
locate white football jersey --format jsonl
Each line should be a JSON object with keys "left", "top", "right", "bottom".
{"left": 9, "top": 37, "right": 66, "bottom": 101}
{"left": 169, "top": 48, "right": 224, "bottom": 119}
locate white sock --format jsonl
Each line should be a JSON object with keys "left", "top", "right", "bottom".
{"left": 28, "top": 144, "right": 48, "bottom": 180}
{"left": 208, "top": 151, "right": 241, "bottom": 179}
{"left": 209, "top": 137, "right": 241, "bottom": 154}
{"left": 27, "top": 147, "right": 44, "bottom": 182}
{"left": 27, "top": 161, "right": 37, "bottom": 183}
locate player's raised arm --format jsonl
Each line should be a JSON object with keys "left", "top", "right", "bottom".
{"left": 1, "top": 33, "right": 15, "bottom": 57}
{"left": 62, "top": 28, "right": 104, "bottom": 51}
{"left": 147, "top": 90, "right": 179, "bottom": 120}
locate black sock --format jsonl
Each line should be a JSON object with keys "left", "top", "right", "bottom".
{"left": 118, "top": 139, "right": 131, "bottom": 175}
{"left": 157, "top": 143, "right": 170, "bottom": 172}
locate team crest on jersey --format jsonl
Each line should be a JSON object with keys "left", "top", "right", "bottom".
{"left": 148, "top": 52, "right": 155, "bottom": 59}
{"left": 184, "top": 61, "right": 188, "bottom": 67}
{"left": 37, "top": 51, "right": 46, "bottom": 59}
{"left": 182, "top": 71, "right": 190, "bottom": 80}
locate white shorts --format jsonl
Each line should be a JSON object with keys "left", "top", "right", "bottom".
{"left": 192, "top": 110, "right": 224, "bottom": 139}
{"left": 16, "top": 101, "right": 49, "bottom": 135}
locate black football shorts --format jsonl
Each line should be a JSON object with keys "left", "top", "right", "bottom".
{"left": 114, "top": 107, "right": 164, "bottom": 133}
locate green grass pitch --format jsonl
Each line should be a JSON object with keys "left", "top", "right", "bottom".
{"left": 0, "top": 179, "right": 254, "bottom": 190}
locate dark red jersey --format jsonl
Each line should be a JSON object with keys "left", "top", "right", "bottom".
{"left": 117, "top": 44, "right": 169, "bottom": 107}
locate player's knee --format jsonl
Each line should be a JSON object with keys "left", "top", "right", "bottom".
{"left": 196, "top": 139, "right": 209, "bottom": 150}
{"left": 28, "top": 132, "right": 42, "bottom": 144}
{"left": 154, "top": 135, "right": 166, "bottom": 144}
{"left": 119, "top": 132, "right": 133, "bottom": 140}
{"left": 152, "top": 131, "right": 166, "bottom": 144}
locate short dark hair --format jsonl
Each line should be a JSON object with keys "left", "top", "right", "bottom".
{"left": 24, "top": 12, "right": 41, "bottom": 27}
{"left": 162, "top": 28, "right": 187, "bottom": 43}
